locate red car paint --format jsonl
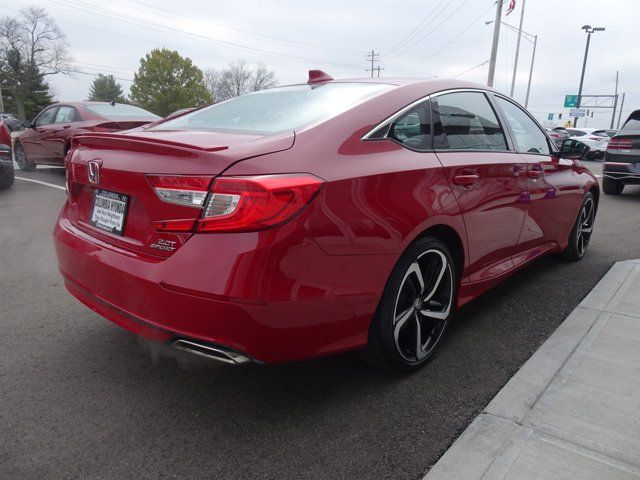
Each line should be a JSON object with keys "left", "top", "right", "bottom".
{"left": 54, "top": 77, "right": 598, "bottom": 364}
{"left": 16, "top": 102, "right": 159, "bottom": 166}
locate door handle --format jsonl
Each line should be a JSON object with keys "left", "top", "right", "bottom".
{"left": 527, "top": 168, "right": 543, "bottom": 179}
{"left": 453, "top": 174, "right": 479, "bottom": 188}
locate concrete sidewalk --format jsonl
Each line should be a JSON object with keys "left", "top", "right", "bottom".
{"left": 425, "top": 260, "right": 640, "bottom": 480}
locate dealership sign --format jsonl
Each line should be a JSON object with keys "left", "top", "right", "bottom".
{"left": 570, "top": 108, "right": 587, "bottom": 117}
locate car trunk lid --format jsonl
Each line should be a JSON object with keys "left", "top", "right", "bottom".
{"left": 65, "top": 130, "right": 294, "bottom": 258}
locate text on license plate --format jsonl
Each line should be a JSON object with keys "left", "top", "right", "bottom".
{"left": 89, "top": 189, "right": 129, "bottom": 236}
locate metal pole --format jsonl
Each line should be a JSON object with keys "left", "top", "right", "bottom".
{"left": 510, "top": 0, "right": 526, "bottom": 96}
{"left": 524, "top": 34, "right": 537, "bottom": 108}
{"left": 575, "top": 32, "right": 592, "bottom": 128}
{"left": 487, "top": 0, "right": 504, "bottom": 87}
{"left": 610, "top": 70, "right": 619, "bottom": 129}
{"left": 616, "top": 92, "right": 625, "bottom": 129}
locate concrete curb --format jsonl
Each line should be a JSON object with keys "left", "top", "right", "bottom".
{"left": 424, "top": 259, "right": 640, "bottom": 480}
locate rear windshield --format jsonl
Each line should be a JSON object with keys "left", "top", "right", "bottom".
{"left": 85, "top": 103, "right": 160, "bottom": 120}
{"left": 152, "top": 83, "right": 394, "bottom": 134}
{"left": 622, "top": 113, "right": 640, "bottom": 131}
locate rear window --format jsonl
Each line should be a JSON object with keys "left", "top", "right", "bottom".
{"left": 152, "top": 83, "right": 394, "bottom": 134}
{"left": 591, "top": 130, "right": 609, "bottom": 137}
{"left": 85, "top": 103, "right": 159, "bottom": 120}
{"left": 622, "top": 112, "right": 640, "bottom": 131}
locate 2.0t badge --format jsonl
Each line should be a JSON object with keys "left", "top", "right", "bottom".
{"left": 150, "top": 238, "right": 177, "bottom": 252}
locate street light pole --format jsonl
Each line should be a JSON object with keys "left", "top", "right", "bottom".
{"left": 575, "top": 25, "right": 605, "bottom": 128}
{"left": 510, "top": 0, "right": 526, "bottom": 96}
{"left": 487, "top": 0, "right": 504, "bottom": 87}
{"left": 524, "top": 34, "right": 537, "bottom": 108}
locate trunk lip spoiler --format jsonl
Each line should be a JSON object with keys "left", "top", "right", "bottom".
{"left": 72, "top": 132, "right": 230, "bottom": 153}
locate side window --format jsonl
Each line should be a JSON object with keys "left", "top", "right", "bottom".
{"left": 432, "top": 92, "right": 507, "bottom": 151}
{"left": 387, "top": 100, "right": 431, "bottom": 151}
{"left": 495, "top": 96, "right": 551, "bottom": 154}
{"left": 35, "top": 107, "right": 58, "bottom": 127}
{"left": 55, "top": 106, "right": 78, "bottom": 123}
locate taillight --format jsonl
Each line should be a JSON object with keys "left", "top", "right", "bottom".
{"left": 197, "top": 174, "right": 324, "bottom": 232}
{"left": 147, "top": 175, "right": 213, "bottom": 207}
{"left": 607, "top": 138, "right": 633, "bottom": 150}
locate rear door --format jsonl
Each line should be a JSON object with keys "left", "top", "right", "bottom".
{"left": 493, "top": 95, "right": 579, "bottom": 263}
{"left": 432, "top": 91, "right": 528, "bottom": 283}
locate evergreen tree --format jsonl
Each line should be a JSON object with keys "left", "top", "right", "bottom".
{"left": 88, "top": 74, "right": 126, "bottom": 103}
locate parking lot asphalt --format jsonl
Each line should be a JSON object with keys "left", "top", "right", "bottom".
{"left": 2, "top": 161, "right": 639, "bottom": 480}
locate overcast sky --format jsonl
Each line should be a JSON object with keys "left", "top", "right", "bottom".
{"left": 4, "top": 0, "right": 640, "bottom": 127}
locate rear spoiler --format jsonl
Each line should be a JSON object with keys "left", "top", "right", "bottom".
{"left": 72, "top": 132, "right": 229, "bottom": 154}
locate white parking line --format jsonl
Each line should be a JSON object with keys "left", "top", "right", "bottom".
{"left": 14, "top": 176, "right": 66, "bottom": 191}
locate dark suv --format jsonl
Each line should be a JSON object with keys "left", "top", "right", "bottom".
{"left": 603, "top": 110, "right": 640, "bottom": 195}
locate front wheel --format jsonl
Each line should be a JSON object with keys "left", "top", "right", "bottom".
{"left": 602, "top": 176, "right": 623, "bottom": 195}
{"left": 363, "top": 237, "right": 457, "bottom": 373}
{"left": 562, "top": 192, "right": 595, "bottom": 262}
{"left": 14, "top": 142, "right": 35, "bottom": 171}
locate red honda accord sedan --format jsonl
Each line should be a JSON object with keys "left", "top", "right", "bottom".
{"left": 15, "top": 102, "right": 159, "bottom": 171}
{"left": 54, "top": 72, "right": 598, "bottom": 372}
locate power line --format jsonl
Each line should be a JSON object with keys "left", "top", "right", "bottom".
{"left": 49, "top": 0, "right": 363, "bottom": 71}
{"left": 453, "top": 60, "right": 489, "bottom": 79}
{"left": 386, "top": 0, "right": 471, "bottom": 59}
{"left": 384, "top": 0, "right": 449, "bottom": 56}
{"left": 111, "top": 0, "right": 361, "bottom": 56}
{"left": 408, "top": 3, "right": 494, "bottom": 73}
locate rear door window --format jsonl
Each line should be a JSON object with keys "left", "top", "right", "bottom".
{"left": 432, "top": 92, "right": 507, "bottom": 151}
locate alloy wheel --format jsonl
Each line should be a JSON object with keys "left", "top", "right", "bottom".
{"left": 393, "top": 249, "right": 453, "bottom": 363}
{"left": 14, "top": 144, "right": 26, "bottom": 169}
{"left": 576, "top": 197, "right": 594, "bottom": 257}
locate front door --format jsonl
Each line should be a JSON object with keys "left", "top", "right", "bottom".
{"left": 492, "top": 95, "right": 579, "bottom": 265}
{"left": 432, "top": 91, "right": 528, "bottom": 283}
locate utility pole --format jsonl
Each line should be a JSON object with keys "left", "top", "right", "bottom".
{"left": 373, "top": 66, "right": 384, "bottom": 78}
{"left": 510, "top": 0, "right": 526, "bottom": 96}
{"left": 616, "top": 92, "right": 625, "bottom": 129}
{"left": 524, "top": 34, "right": 537, "bottom": 108}
{"left": 0, "top": 85, "right": 4, "bottom": 112}
{"left": 487, "top": 0, "right": 504, "bottom": 87}
{"left": 366, "top": 50, "right": 380, "bottom": 78}
{"left": 610, "top": 70, "right": 619, "bottom": 129}
{"left": 575, "top": 25, "right": 605, "bottom": 127}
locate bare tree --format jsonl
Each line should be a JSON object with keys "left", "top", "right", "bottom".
{"left": 0, "top": 6, "right": 71, "bottom": 119}
{"left": 206, "top": 62, "right": 277, "bottom": 103}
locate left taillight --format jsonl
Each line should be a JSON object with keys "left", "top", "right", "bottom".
{"left": 148, "top": 173, "right": 324, "bottom": 233}
{"left": 197, "top": 174, "right": 324, "bottom": 232}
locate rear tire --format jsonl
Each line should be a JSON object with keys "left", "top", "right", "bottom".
{"left": 363, "top": 237, "right": 457, "bottom": 373}
{"left": 602, "top": 176, "right": 623, "bottom": 195}
{"left": 562, "top": 192, "right": 595, "bottom": 262}
{"left": 14, "top": 142, "right": 35, "bottom": 171}
{"left": 0, "top": 162, "right": 14, "bottom": 189}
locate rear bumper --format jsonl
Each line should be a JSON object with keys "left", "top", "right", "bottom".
{"left": 603, "top": 161, "right": 640, "bottom": 183}
{"left": 54, "top": 203, "right": 386, "bottom": 363}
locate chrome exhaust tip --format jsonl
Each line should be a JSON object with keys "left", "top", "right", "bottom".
{"left": 172, "top": 339, "right": 251, "bottom": 365}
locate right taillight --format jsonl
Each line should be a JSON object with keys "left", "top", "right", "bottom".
{"left": 197, "top": 174, "right": 324, "bottom": 233}
{"left": 607, "top": 138, "right": 632, "bottom": 151}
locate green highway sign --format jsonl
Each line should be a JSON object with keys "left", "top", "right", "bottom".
{"left": 564, "top": 95, "right": 579, "bottom": 108}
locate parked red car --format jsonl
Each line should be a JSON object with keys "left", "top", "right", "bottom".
{"left": 0, "top": 119, "right": 14, "bottom": 189}
{"left": 14, "top": 102, "right": 159, "bottom": 171}
{"left": 54, "top": 73, "right": 598, "bottom": 372}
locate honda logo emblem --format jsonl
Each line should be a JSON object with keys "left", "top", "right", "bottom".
{"left": 87, "top": 161, "right": 100, "bottom": 185}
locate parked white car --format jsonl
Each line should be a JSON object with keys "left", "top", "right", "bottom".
{"left": 565, "top": 128, "right": 610, "bottom": 159}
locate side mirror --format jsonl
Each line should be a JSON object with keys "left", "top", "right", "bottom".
{"left": 21, "top": 120, "right": 33, "bottom": 129}
{"left": 560, "top": 139, "right": 590, "bottom": 160}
